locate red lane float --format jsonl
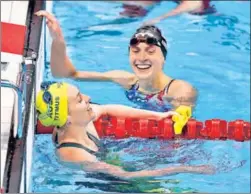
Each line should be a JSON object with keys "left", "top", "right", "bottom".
{"left": 36, "top": 115, "right": 250, "bottom": 142}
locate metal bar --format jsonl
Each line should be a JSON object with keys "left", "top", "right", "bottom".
{"left": 21, "top": 57, "right": 36, "bottom": 193}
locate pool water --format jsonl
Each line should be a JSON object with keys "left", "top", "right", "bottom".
{"left": 32, "top": 1, "right": 250, "bottom": 193}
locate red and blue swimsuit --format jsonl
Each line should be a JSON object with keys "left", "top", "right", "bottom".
{"left": 125, "top": 79, "right": 175, "bottom": 112}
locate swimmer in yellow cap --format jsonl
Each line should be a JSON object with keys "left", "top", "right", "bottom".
{"left": 36, "top": 81, "right": 215, "bottom": 179}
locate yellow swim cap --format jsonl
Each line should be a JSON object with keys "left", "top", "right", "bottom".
{"left": 36, "top": 82, "right": 69, "bottom": 127}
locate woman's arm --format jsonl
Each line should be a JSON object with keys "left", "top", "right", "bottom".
{"left": 95, "top": 104, "right": 178, "bottom": 120}
{"left": 52, "top": 42, "right": 136, "bottom": 87}
{"left": 58, "top": 146, "right": 214, "bottom": 180}
{"left": 158, "top": 1, "right": 203, "bottom": 19}
{"left": 51, "top": 39, "right": 76, "bottom": 77}
{"left": 82, "top": 161, "right": 215, "bottom": 179}
{"left": 144, "top": 1, "right": 203, "bottom": 25}
{"left": 35, "top": 11, "right": 76, "bottom": 78}
{"left": 74, "top": 70, "right": 137, "bottom": 89}
{"left": 35, "top": 10, "right": 136, "bottom": 89}
{"left": 165, "top": 80, "right": 197, "bottom": 109}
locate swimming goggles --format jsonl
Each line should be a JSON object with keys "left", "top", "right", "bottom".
{"left": 40, "top": 81, "right": 56, "bottom": 104}
{"left": 130, "top": 32, "right": 162, "bottom": 47}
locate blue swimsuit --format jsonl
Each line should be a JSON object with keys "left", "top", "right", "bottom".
{"left": 125, "top": 79, "right": 176, "bottom": 112}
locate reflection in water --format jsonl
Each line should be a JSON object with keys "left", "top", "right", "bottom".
{"left": 194, "top": 15, "right": 250, "bottom": 51}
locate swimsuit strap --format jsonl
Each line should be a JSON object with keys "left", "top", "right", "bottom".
{"left": 56, "top": 132, "right": 101, "bottom": 155}
{"left": 129, "top": 80, "right": 139, "bottom": 91}
{"left": 132, "top": 79, "right": 175, "bottom": 94}
{"left": 87, "top": 132, "right": 102, "bottom": 148}
{"left": 163, "top": 79, "right": 176, "bottom": 95}
{"left": 56, "top": 142, "right": 97, "bottom": 155}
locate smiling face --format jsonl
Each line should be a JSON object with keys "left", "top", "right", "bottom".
{"left": 129, "top": 42, "right": 165, "bottom": 80}
{"left": 67, "top": 85, "right": 96, "bottom": 126}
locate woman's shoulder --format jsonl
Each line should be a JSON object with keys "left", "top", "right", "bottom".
{"left": 168, "top": 79, "right": 195, "bottom": 96}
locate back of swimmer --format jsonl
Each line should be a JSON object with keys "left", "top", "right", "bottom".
{"left": 143, "top": 0, "right": 216, "bottom": 25}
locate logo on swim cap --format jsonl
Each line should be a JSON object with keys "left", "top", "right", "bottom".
{"left": 36, "top": 82, "right": 69, "bottom": 127}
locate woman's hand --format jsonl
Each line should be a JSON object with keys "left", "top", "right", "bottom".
{"left": 158, "top": 111, "right": 179, "bottom": 120}
{"left": 35, "top": 10, "right": 64, "bottom": 41}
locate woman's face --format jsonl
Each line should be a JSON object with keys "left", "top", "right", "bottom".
{"left": 129, "top": 42, "right": 165, "bottom": 80}
{"left": 67, "top": 85, "right": 95, "bottom": 126}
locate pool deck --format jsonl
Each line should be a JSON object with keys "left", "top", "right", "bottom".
{"left": 1, "top": 1, "right": 28, "bottom": 189}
